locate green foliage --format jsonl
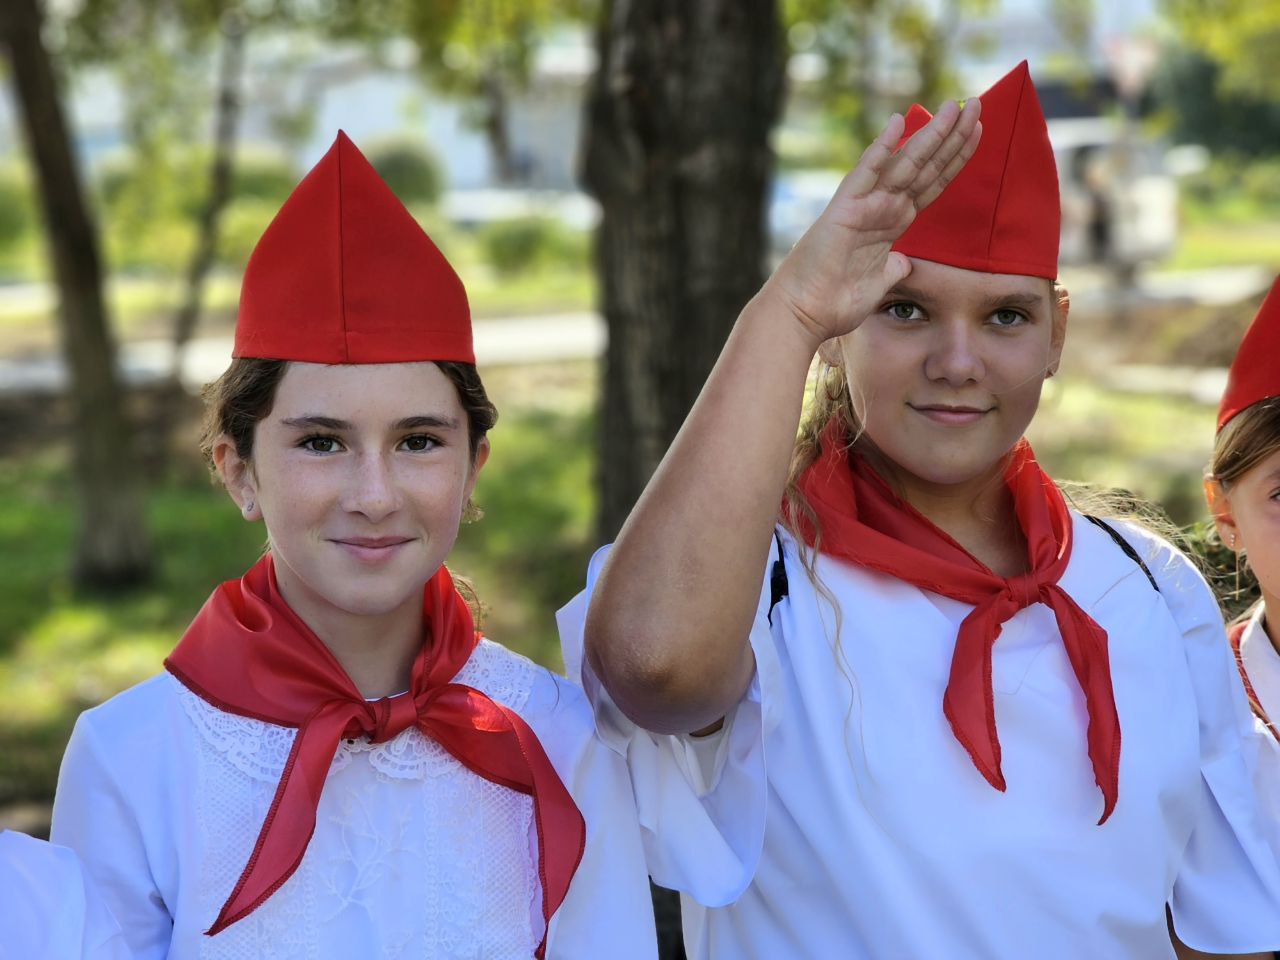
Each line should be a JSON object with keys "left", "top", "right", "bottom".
{"left": 0, "top": 167, "right": 36, "bottom": 265}
{"left": 1163, "top": 0, "right": 1280, "bottom": 101}
{"left": 1180, "top": 156, "right": 1280, "bottom": 225}
{"left": 365, "top": 138, "right": 445, "bottom": 205}
{"left": 216, "top": 199, "right": 279, "bottom": 270}
{"left": 477, "top": 216, "right": 588, "bottom": 277}
{"left": 1152, "top": 47, "right": 1280, "bottom": 159}
{"left": 93, "top": 147, "right": 297, "bottom": 272}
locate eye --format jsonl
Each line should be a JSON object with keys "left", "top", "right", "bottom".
{"left": 887, "top": 302, "right": 925, "bottom": 322}
{"left": 300, "top": 434, "right": 343, "bottom": 454}
{"left": 989, "top": 308, "right": 1027, "bottom": 327}
{"left": 400, "top": 434, "right": 440, "bottom": 452}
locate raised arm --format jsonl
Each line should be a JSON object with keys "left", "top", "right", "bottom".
{"left": 584, "top": 99, "right": 983, "bottom": 735}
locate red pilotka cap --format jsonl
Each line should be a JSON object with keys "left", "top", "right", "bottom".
{"left": 892, "top": 61, "right": 1060, "bottom": 280}
{"left": 234, "top": 131, "right": 474, "bottom": 364}
{"left": 1218, "top": 276, "right": 1280, "bottom": 430}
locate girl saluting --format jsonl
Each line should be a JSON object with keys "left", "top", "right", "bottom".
{"left": 561, "top": 62, "right": 1280, "bottom": 959}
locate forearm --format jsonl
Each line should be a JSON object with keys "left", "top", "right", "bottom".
{"left": 585, "top": 286, "right": 819, "bottom": 734}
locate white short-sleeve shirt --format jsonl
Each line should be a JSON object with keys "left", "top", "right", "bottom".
{"left": 559, "top": 514, "right": 1280, "bottom": 959}
{"left": 51, "top": 638, "right": 657, "bottom": 960}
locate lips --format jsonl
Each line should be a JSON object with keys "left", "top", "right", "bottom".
{"left": 909, "top": 404, "right": 992, "bottom": 425}
{"left": 330, "top": 536, "right": 415, "bottom": 564}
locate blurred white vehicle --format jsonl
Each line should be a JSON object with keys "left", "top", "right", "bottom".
{"left": 768, "top": 118, "right": 1181, "bottom": 270}
{"left": 1050, "top": 117, "right": 1179, "bottom": 268}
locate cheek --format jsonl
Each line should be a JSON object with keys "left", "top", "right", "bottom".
{"left": 1239, "top": 499, "right": 1280, "bottom": 589}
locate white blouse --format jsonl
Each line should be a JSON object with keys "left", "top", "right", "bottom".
{"left": 52, "top": 638, "right": 657, "bottom": 960}
{"left": 559, "top": 515, "right": 1280, "bottom": 959}
{"left": 0, "top": 830, "right": 129, "bottom": 960}
{"left": 1237, "top": 606, "right": 1280, "bottom": 856}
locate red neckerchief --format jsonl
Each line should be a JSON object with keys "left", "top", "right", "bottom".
{"left": 1229, "top": 619, "right": 1279, "bottom": 740}
{"left": 786, "top": 420, "right": 1122, "bottom": 823}
{"left": 165, "top": 555, "right": 584, "bottom": 956}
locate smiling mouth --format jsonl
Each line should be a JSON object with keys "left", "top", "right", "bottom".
{"left": 330, "top": 537, "right": 415, "bottom": 563}
{"left": 909, "top": 404, "right": 993, "bottom": 424}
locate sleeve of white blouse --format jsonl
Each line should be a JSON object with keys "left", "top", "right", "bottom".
{"left": 52, "top": 713, "right": 173, "bottom": 960}
{"left": 556, "top": 533, "right": 786, "bottom": 907}
{"left": 1128, "top": 530, "right": 1280, "bottom": 952}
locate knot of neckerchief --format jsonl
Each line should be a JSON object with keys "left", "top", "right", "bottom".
{"left": 785, "top": 419, "right": 1121, "bottom": 824}
{"left": 165, "top": 555, "right": 585, "bottom": 957}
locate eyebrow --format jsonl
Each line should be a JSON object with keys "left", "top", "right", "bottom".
{"left": 883, "top": 285, "right": 1046, "bottom": 312}
{"left": 279, "top": 414, "right": 463, "bottom": 431}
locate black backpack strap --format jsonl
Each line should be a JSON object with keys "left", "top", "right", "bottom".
{"left": 768, "top": 529, "right": 789, "bottom": 625}
{"left": 1084, "top": 515, "right": 1160, "bottom": 594}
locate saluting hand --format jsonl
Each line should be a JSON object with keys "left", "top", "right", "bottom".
{"left": 764, "top": 98, "right": 983, "bottom": 347}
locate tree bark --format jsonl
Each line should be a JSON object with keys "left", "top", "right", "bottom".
{"left": 583, "top": 0, "right": 786, "bottom": 549}
{"left": 168, "top": 10, "right": 247, "bottom": 391}
{"left": 2, "top": 0, "right": 152, "bottom": 587}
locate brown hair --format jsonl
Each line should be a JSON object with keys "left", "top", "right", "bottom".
{"left": 1207, "top": 397, "right": 1280, "bottom": 623}
{"left": 1210, "top": 397, "right": 1280, "bottom": 489}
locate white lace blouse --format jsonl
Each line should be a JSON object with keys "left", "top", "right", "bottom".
{"left": 51, "top": 639, "right": 657, "bottom": 959}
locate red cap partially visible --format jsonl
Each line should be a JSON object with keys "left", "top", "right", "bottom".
{"left": 1218, "top": 276, "right": 1280, "bottom": 430}
{"left": 234, "top": 131, "right": 474, "bottom": 364}
{"left": 892, "top": 61, "right": 1060, "bottom": 280}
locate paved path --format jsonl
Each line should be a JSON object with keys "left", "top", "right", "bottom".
{"left": 0, "top": 263, "right": 1273, "bottom": 397}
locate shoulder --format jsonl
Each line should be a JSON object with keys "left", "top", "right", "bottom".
{"left": 70, "top": 673, "right": 187, "bottom": 754}
{"left": 462, "top": 638, "right": 594, "bottom": 739}
{"left": 1074, "top": 513, "right": 1222, "bottom": 636}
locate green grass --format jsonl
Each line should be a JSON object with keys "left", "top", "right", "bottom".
{"left": 1163, "top": 220, "right": 1280, "bottom": 271}
{"left": 1029, "top": 375, "right": 1216, "bottom": 525}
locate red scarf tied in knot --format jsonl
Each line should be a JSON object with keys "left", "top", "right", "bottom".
{"left": 165, "top": 555, "right": 585, "bottom": 956}
{"left": 786, "top": 420, "right": 1121, "bottom": 824}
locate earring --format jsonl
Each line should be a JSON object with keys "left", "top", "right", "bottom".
{"left": 243, "top": 500, "right": 255, "bottom": 517}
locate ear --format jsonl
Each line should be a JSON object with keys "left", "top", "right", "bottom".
{"left": 212, "top": 433, "right": 261, "bottom": 521}
{"left": 1048, "top": 285, "right": 1070, "bottom": 376}
{"left": 464, "top": 436, "right": 491, "bottom": 503}
{"left": 1203, "top": 476, "right": 1241, "bottom": 552}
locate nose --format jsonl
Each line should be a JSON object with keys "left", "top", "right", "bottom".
{"left": 340, "top": 451, "right": 402, "bottom": 522}
{"left": 922, "top": 317, "right": 985, "bottom": 386}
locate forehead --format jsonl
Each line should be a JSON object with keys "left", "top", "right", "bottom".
{"left": 271, "top": 362, "right": 461, "bottom": 416}
{"left": 904, "top": 258, "right": 1053, "bottom": 303}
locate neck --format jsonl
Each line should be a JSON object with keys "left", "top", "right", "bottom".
{"left": 1262, "top": 589, "right": 1280, "bottom": 660}
{"left": 272, "top": 562, "right": 423, "bottom": 699}
{"left": 862, "top": 445, "right": 1028, "bottom": 578}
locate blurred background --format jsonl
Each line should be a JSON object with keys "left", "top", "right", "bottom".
{"left": 0, "top": 0, "right": 1276, "bottom": 950}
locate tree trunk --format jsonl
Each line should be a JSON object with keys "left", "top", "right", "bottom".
{"left": 168, "top": 10, "right": 247, "bottom": 392}
{"left": 583, "top": 0, "right": 785, "bottom": 550}
{"left": 483, "top": 62, "right": 519, "bottom": 183}
{"left": 2, "top": 0, "right": 152, "bottom": 587}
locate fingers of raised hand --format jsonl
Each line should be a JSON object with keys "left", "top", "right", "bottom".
{"left": 914, "top": 119, "right": 983, "bottom": 211}
{"left": 836, "top": 112, "right": 906, "bottom": 201}
{"left": 878, "top": 99, "right": 964, "bottom": 193}
{"left": 906, "top": 98, "right": 982, "bottom": 198}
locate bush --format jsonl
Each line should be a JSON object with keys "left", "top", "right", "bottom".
{"left": 217, "top": 198, "right": 279, "bottom": 269}
{"left": 0, "top": 166, "right": 35, "bottom": 256}
{"left": 478, "top": 217, "right": 588, "bottom": 277}
{"left": 365, "top": 138, "right": 445, "bottom": 206}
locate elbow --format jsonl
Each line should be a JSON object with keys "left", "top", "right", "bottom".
{"left": 584, "top": 608, "right": 750, "bottom": 735}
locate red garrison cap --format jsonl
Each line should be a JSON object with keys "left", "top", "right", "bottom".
{"left": 892, "top": 61, "right": 1060, "bottom": 280}
{"left": 1218, "top": 276, "right": 1280, "bottom": 430}
{"left": 234, "top": 131, "right": 474, "bottom": 364}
